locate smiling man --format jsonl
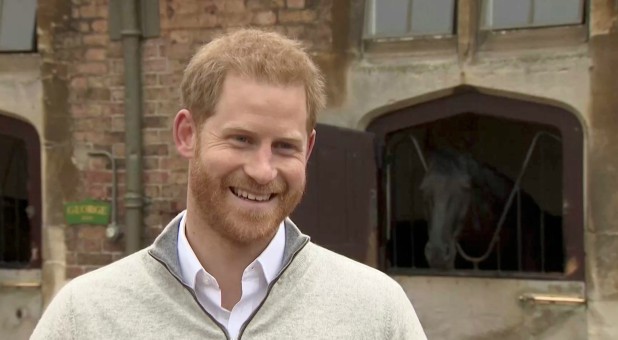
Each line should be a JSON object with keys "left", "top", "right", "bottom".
{"left": 32, "top": 29, "right": 426, "bottom": 340}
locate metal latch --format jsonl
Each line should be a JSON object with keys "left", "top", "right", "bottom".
{"left": 0, "top": 281, "right": 41, "bottom": 288}
{"left": 519, "top": 293, "right": 586, "bottom": 305}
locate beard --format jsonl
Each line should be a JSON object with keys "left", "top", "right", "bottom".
{"left": 188, "top": 157, "right": 305, "bottom": 245}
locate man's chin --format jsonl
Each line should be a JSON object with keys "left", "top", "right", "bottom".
{"left": 219, "top": 216, "right": 283, "bottom": 245}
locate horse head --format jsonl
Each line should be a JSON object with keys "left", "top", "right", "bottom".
{"left": 420, "top": 150, "right": 474, "bottom": 270}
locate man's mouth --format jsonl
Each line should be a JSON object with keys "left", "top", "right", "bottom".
{"left": 230, "top": 187, "right": 275, "bottom": 202}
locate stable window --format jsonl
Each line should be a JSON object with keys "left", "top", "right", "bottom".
{"left": 368, "top": 92, "right": 584, "bottom": 280}
{"left": 0, "top": 0, "right": 37, "bottom": 52}
{"left": 364, "top": 0, "right": 456, "bottom": 39}
{"left": 481, "top": 0, "right": 585, "bottom": 30}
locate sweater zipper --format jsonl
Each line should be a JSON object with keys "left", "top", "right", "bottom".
{"left": 150, "top": 237, "right": 309, "bottom": 340}
{"left": 149, "top": 255, "right": 232, "bottom": 340}
{"left": 236, "top": 238, "right": 309, "bottom": 340}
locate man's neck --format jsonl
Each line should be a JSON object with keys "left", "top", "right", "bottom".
{"left": 184, "top": 211, "right": 276, "bottom": 310}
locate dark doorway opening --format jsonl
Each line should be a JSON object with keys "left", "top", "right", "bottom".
{"left": 0, "top": 114, "right": 41, "bottom": 269}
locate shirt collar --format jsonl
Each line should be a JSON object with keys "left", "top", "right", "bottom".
{"left": 253, "top": 220, "right": 285, "bottom": 283}
{"left": 177, "top": 210, "right": 286, "bottom": 288}
{"left": 177, "top": 211, "right": 203, "bottom": 288}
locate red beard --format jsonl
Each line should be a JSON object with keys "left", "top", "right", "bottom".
{"left": 188, "top": 157, "right": 304, "bottom": 245}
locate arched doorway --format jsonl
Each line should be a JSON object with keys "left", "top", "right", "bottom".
{"left": 0, "top": 113, "right": 42, "bottom": 339}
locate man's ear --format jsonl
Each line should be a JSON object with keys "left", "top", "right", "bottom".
{"left": 173, "top": 109, "right": 198, "bottom": 159}
{"left": 305, "top": 129, "right": 316, "bottom": 162}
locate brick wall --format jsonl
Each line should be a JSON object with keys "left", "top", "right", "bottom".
{"left": 56, "top": 0, "right": 335, "bottom": 278}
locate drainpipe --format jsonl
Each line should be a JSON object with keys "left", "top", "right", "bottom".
{"left": 120, "top": 0, "right": 143, "bottom": 255}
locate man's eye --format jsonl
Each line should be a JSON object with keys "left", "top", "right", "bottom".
{"left": 233, "top": 136, "right": 250, "bottom": 144}
{"left": 275, "top": 142, "right": 296, "bottom": 150}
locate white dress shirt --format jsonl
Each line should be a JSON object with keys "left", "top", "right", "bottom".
{"left": 177, "top": 211, "right": 285, "bottom": 340}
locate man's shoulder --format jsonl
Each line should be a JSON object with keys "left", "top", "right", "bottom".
{"left": 302, "top": 243, "right": 404, "bottom": 297}
{"left": 62, "top": 249, "right": 151, "bottom": 297}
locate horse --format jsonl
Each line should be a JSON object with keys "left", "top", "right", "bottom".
{"left": 419, "top": 149, "right": 564, "bottom": 272}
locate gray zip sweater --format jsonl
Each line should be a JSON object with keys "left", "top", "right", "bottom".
{"left": 31, "top": 216, "right": 426, "bottom": 339}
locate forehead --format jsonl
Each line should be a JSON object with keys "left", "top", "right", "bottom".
{"left": 206, "top": 74, "right": 308, "bottom": 136}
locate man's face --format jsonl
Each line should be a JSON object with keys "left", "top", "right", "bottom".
{"left": 187, "top": 73, "right": 315, "bottom": 244}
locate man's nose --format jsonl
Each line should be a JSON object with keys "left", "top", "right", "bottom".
{"left": 244, "top": 146, "right": 277, "bottom": 185}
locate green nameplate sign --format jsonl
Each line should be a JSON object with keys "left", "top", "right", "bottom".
{"left": 64, "top": 200, "right": 111, "bottom": 225}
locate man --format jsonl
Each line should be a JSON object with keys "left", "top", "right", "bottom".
{"left": 32, "top": 29, "right": 426, "bottom": 339}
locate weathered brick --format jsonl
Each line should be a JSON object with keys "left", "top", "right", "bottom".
{"left": 287, "top": 0, "right": 305, "bottom": 9}
{"left": 77, "top": 238, "right": 102, "bottom": 252}
{"left": 145, "top": 87, "right": 175, "bottom": 101}
{"left": 83, "top": 34, "right": 108, "bottom": 46}
{"left": 223, "top": 0, "right": 246, "bottom": 12}
{"left": 143, "top": 74, "right": 158, "bottom": 87}
{"left": 91, "top": 19, "right": 107, "bottom": 33}
{"left": 165, "top": 42, "right": 194, "bottom": 59}
{"left": 144, "top": 143, "right": 170, "bottom": 156}
{"left": 143, "top": 157, "right": 161, "bottom": 170}
{"left": 66, "top": 266, "right": 85, "bottom": 278}
{"left": 76, "top": 62, "right": 108, "bottom": 75}
{"left": 112, "top": 143, "right": 125, "bottom": 158}
{"left": 253, "top": 10, "right": 277, "bottom": 26}
{"left": 161, "top": 184, "right": 187, "bottom": 199}
{"left": 85, "top": 48, "right": 106, "bottom": 61}
{"left": 143, "top": 130, "right": 171, "bottom": 144}
{"left": 103, "top": 239, "right": 124, "bottom": 253}
{"left": 66, "top": 252, "right": 77, "bottom": 266}
{"left": 278, "top": 9, "right": 317, "bottom": 24}
{"left": 247, "top": 0, "right": 285, "bottom": 10}
{"left": 144, "top": 171, "right": 170, "bottom": 184}
{"left": 70, "top": 77, "right": 88, "bottom": 90}
{"left": 143, "top": 44, "right": 159, "bottom": 59}
{"left": 111, "top": 116, "right": 125, "bottom": 131}
{"left": 77, "top": 253, "right": 113, "bottom": 266}
{"left": 86, "top": 87, "right": 111, "bottom": 101}
{"left": 79, "top": 21, "right": 90, "bottom": 33}
{"left": 85, "top": 183, "right": 108, "bottom": 199}
{"left": 145, "top": 184, "right": 161, "bottom": 198}
{"left": 108, "top": 42, "right": 123, "bottom": 58}
{"left": 78, "top": 226, "right": 107, "bottom": 240}
{"left": 105, "top": 74, "right": 124, "bottom": 87}
{"left": 86, "top": 170, "right": 113, "bottom": 183}
{"left": 80, "top": 4, "right": 97, "bottom": 18}
{"left": 219, "top": 12, "right": 253, "bottom": 27}
{"left": 110, "top": 59, "right": 124, "bottom": 74}
{"left": 161, "top": 156, "right": 188, "bottom": 171}
{"left": 169, "top": 30, "right": 193, "bottom": 44}
{"left": 143, "top": 101, "right": 159, "bottom": 115}
{"left": 110, "top": 88, "right": 125, "bottom": 102}
{"left": 171, "top": 171, "right": 188, "bottom": 184}
{"left": 143, "top": 59, "right": 168, "bottom": 74}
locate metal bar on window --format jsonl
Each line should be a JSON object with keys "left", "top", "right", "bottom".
{"left": 541, "top": 209, "right": 546, "bottom": 272}
{"left": 0, "top": 195, "right": 3, "bottom": 263}
{"left": 369, "top": 0, "right": 376, "bottom": 37}
{"left": 529, "top": 0, "right": 535, "bottom": 25}
{"left": 484, "top": 0, "right": 493, "bottom": 29}
{"left": 15, "top": 197, "right": 19, "bottom": 263}
{"left": 517, "top": 188, "right": 522, "bottom": 271}
{"left": 407, "top": 0, "right": 414, "bottom": 35}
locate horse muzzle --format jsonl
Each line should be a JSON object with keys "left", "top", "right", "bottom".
{"left": 425, "top": 242, "right": 455, "bottom": 270}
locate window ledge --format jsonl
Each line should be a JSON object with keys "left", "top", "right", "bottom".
{"left": 363, "top": 35, "right": 457, "bottom": 58}
{"left": 477, "top": 25, "right": 588, "bottom": 53}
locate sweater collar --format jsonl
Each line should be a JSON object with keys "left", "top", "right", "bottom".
{"left": 147, "top": 214, "right": 310, "bottom": 285}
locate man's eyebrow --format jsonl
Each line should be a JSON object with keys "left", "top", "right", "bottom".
{"left": 221, "top": 127, "right": 304, "bottom": 145}
{"left": 220, "top": 127, "right": 256, "bottom": 136}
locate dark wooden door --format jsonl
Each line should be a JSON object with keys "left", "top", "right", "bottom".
{"left": 291, "top": 124, "right": 377, "bottom": 265}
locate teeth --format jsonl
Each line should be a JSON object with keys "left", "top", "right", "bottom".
{"left": 232, "top": 188, "right": 271, "bottom": 202}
